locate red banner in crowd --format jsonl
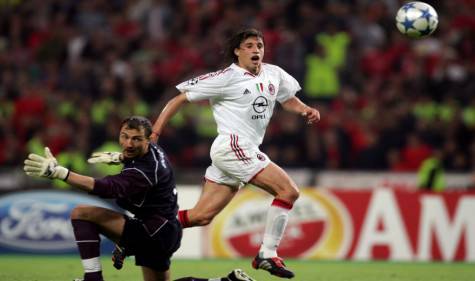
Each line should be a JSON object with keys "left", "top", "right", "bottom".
{"left": 206, "top": 188, "right": 475, "bottom": 261}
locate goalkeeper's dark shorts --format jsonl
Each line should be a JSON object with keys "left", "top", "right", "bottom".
{"left": 119, "top": 214, "right": 182, "bottom": 271}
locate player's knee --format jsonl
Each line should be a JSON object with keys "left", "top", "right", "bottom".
{"left": 70, "top": 204, "right": 92, "bottom": 220}
{"left": 291, "top": 188, "right": 300, "bottom": 202}
{"left": 285, "top": 187, "right": 300, "bottom": 203}
{"left": 278, "top": 184, "right": 300, "bottom": 203}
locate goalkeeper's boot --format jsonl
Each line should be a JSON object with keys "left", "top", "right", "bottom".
{"left": 252, "top": 255, "right": 294, "bottom": 279}
{"left": 227, "top": 268, "right": 257, "bottom": 281}
{"left": 112, "top": 244, "right": 126, "bottom": 270}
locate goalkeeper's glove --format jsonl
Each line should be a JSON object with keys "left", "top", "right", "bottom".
{"left": 24, "top": 147, "right": 69, "bottom": 180}
{"left": 87, "top": 152, "right": 122, "bottom": 165}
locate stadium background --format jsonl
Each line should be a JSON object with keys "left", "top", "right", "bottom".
{"left": 0, "top": 0, "right": 474, "bottom": 280}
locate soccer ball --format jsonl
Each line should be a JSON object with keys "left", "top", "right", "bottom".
{"left": 395, "top": 2, "right": 438, "bottom": 38}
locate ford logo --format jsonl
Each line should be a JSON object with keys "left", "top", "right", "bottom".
{"left": 0, "top": 190, "right": 114, "bottom": 253}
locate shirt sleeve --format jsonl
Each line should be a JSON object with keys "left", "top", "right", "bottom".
{"left": 91, "top": 169, "right": 151, "bottom": 199}
{"left": 176, "top": 68, "right": 233, "bottom": 102}
{"left": 276, "top": 66, "right": 301, "bottom": 104}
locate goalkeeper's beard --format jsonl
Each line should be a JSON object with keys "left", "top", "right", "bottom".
{"left": 123, "top": 148, "right": 141, "bottom": 159}
{"left": 122, "top": 143, "right": 148, "bottom": 159}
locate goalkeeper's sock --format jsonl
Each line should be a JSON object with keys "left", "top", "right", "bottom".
{"left": 259, "top": 198, "right": 292, "bottom": 258}
{"left": 178, "top": 210, "right": 191, "bottom": 228}
{"left": 71, "top": 219, "right": 103, "bottom": 281}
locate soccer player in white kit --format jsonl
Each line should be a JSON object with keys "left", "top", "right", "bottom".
{"left": 151, "top": 28, "right": 320, "bottom": 279}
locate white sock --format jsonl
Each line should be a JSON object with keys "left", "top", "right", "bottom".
{"left": 259, "top": 199, "right": 292, "bottom": 258}
{"left": 81, "top": 256, "right": 102, "bottom": 273}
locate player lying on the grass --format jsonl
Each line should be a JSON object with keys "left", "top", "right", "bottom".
{"left": 71, "top": 269, "right": 255, "bottom": 281}
{"left": 173, "top": 269, "right": 255, "bottom": 281}
{"left": 23, "top": 116, "right": 256, "bottom": 281}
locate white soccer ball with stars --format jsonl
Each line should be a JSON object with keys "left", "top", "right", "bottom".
{"left": 395, "top": 2, "right": 438, "bottom": 38}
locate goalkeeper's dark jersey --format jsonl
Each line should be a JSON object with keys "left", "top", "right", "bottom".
{"left": 91, "top": 143, "right": 178, "bottom": 220}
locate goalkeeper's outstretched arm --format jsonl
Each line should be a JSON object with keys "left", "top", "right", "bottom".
{"left": 24, "top": 147, "right": 95, "bottom": 192}
{"left": 64, "top": 172, "right": 95, "bottom": 192}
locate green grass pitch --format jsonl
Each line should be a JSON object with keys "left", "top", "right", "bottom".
{"left": 0, "top": 255, "right": 473, "bottom": 281}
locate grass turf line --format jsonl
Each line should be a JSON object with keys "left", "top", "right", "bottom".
{"left": 0, "top": 256, "right": 473, "bottom": 281}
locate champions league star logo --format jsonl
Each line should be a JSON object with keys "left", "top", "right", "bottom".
{"left": 187, "top": 78, "right": 199, "bottom": 85}
{"left": 252, "top": 96, "right": 268, "bottom": 113}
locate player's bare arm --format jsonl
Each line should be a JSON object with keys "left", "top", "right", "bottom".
{"left": 66, "top": 172, "right": 95, "bottom": 192}
{"left": 281, "top": 97, "right": 320, "bottom": 124}
{"left": 151, "top": 92, "right": 189, "bottom": 143}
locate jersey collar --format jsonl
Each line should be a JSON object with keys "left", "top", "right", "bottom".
{"left": 230, "top": 63, "right": 262, "bottom": 77}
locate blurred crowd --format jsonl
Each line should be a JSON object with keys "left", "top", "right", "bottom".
{"left": 0, "top": 0, "right": 474, "bottom": 173}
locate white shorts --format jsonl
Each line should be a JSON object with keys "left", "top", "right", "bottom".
{"left": 205, "top": 134, "right": 271, "bottom": 188}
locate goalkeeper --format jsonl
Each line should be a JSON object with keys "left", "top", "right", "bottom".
{"left": 23, "top": 116, "right": 255, "bottom": 281}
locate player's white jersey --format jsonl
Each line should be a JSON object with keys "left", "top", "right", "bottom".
{"left": 176, "top": 63, "right": 301, "bottom": 145}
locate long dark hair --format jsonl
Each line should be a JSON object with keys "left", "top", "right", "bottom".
{"left": 224, "top": 28, "right": 264, "bottom": 63}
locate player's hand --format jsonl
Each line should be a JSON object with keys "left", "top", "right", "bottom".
{"left": 87, "top": 152, "right": 122, "bottom": 165}
{"left": 24, "top": 147, "right": 69, "bottom": 180}
{"left": 301, "top": 107, "right": 320, "bottom": 125}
